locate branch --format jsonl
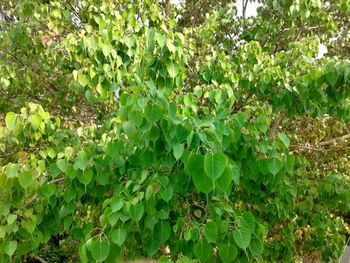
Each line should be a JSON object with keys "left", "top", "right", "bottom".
{"left": 269, "top": 112, "right": 285, "bottom": 140}
{"left": 24, "top": 177, "right": 66, "bottom": 208}
{"left": 242, "top": 0, "right": 249, "bottom": 19}
{"left": 318, "top": 133, "right": 350, "bottom": 147}
{"left": 66, "top": 0, "right": 81, "bottom": 20}
{"left": 193, "top": 1, "right": 208, "bottom": 26}
{"left": 30, "top": 254, "right": 48, "bottom": 263}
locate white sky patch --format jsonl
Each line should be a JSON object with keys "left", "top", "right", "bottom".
{"left": 236, "top": 1, "right": 261, "bottom": 17}
{"left": 317, "top": 43, "right": 328, "bottom": 58}
{"left": 170, "top": 0, "right": 183, "bottom": 8}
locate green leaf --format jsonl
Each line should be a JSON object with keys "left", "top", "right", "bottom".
{"left": 7, "top": 214, "right": 17, "bottom": 224}
{"left": 65, "top": 147, "right": 74, "bottom": 158}
{"left": 30, "top": 114, "right": 42, "bottom": 130}
{"left": 123, "top": 35, "right": 135, "bottom": 48}
{"left": 40, "top": 183, "right": 56, "bottom": 198}
{"left": 194, "top": 241, "right": 211, "bottom": 262}
{"left": 327, "top": 72, "right": 338, "bottom": 86}
{"left": 74, "top": 151, "right": 88, "bottom": 171}
{"left": 0, "top": 226, "right": 6, "bottom": 239}
{"left": 145, "top": 80, "right": 157, "bottom": 93}
{"left": 4, "top": 240, "right": 17, "bottom": 256}
{"left": 90, "top": 236, "right": 110, "bottom": 262}
{"left": 5, "top": 112, "right": 18, "bottom": 131}
{"left": 123, "top": 122, "right": 137, "bottom": 138}
{"left": 155, "top": 32, "right": 166, "bottom": 48}
{"left": 154, "top": 221, "right": 171, "bottom": 243}
{"left": 230, "top": 161, "right": 240, "bottom": 185}
{"left": 204, "top": 222, "right": 218, "bottom": 243}
{"left": 77, "top": 169, "right": 93, "bottom": 186}
{"left": 167, "top": 63, "right": 180, "bottom": 78}
{"left": 128, "top": 111, "right": 143, "bottom": 127}
{"left": 129, "top": 204, "right": 144, "bottom": 222}
{"left": 286, "top": 155, "right": 295, "bottom": 175}
{"left": 239, "top": 212, "right": 256, "bottom": 233}
{"left": 160, "top": 185, "right": 174, "bottom": 202}
{"left": 173, "top": 143, "right": 184, "bottom": 160}
{"left": 267, "top": 158, "right": 283, "bottom": 176}
{"left": 218, "top": 243, "right": 238, "bottom": 263}
{"left": 144, "top": 104, "right": 163, "bottom": 124}
{"left": 216, "top": 166, "right": 233, "bottom": 192}
{"left": 57, "top": 159, "right": 68, "bottom": 174}
{"left": 185, "top": 154, "right": 213, "bottom": 195}
{"left": 111, "top": 228, "right": 127, "bottom": 246}
{"left": 102, "top": 44, "right": 113, "bottom": 57}
{"left": 278, "top": 133, "right": 290, "bottom": 149}
{"left": 18, "top": 171, "right": 33, "bottom": 189}
{"left": 166, "top": 39, "right": 176, "bottom": 53}
{"left": 85, "top": 36, "right": 98, "bottom": 50}
{"left": 204, "top": 152, "right": 227, "bottom": 181}
{"left": 78, "top": 74, "right": 89, "bottom": 87}
{"left": 233, "top": 227, "right": 251, "bottom": 250}
{"left": 249, "top": 238, "right": 263, "bottom": 257}
{"left": 111, "top": 200, "right": 123, "bottom": 212}
{"left": 5, "top": 163, "right": 19, "bottom": 179}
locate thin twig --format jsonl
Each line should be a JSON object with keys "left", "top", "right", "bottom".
{"left": 242, "top": 0, "right": 249, "bottom": 19}
{"left": 30, "top": 254, "right": 48, "bottom": 263}
{"left": 318, "top": 133, "right": 350, "bottom": 146}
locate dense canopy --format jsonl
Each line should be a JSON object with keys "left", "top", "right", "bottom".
{"left": 0, "top": 0, "right": 350, "bottom": 262}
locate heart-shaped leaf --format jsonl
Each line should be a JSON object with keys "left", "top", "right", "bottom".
{"left": 204, "top": 152, "right": 227, "bottom": 181}
{"left": 218, "top": 243, "right": 238, "bottom": 263}
{"left": 111, "top": 228, "right": 127, "bottom": 246}
{"left": 90, "top": 236, "right": 110, "bottom": 262}
{"left": 233, "top": 227, "right": 251, "bottom": 250}
{"left": 129, "top": 204, "right": 144, "bottom": 222}
{"left": 267, "top": 158, "right": 283, "bottom": 176}
{"left": 185, "top": 154, "right": 213, "bottom": 195}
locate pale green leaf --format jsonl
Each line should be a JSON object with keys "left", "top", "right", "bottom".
{"left": 173, "top": 143, "right": 184, "bottom": 160}
{"left": 278, "top": 133, "right": 290, "bottom": 149}
{"left": 18, "top": 171, "right": 33, "bottom": 189}
{"left": 5, "top": 112, "right": 18, "bottom": 131}
{"left": 111, "top": 228, "right": 127, "bottom": 246}
{"left": 78, "top": 75, "right": 89, "bottom": 87}
{"left": 4, "top": 240, "right": 17, "bottom": 256}
{"left": 167, "top": 64, "right": 180, "bottom": 78}
{"left": 30, "top": 114, "right": 42, "bottom": 130}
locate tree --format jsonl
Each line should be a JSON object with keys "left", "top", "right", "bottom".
{"left": 0, "top": 0, "right": 350, "bottom": 262}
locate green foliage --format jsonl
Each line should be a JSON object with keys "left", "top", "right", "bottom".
{"left": 0, "top": 0, "right": 350, "bottom": 262}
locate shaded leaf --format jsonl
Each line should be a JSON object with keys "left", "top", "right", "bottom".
{"left": 194, "top": 241, "right": 211, "bottom": 262}
{"left": 267, "top": 158, "right": 283, "bottom": 176}
{"left": 185, "top": 154, "right": 213, "bottom": 195}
